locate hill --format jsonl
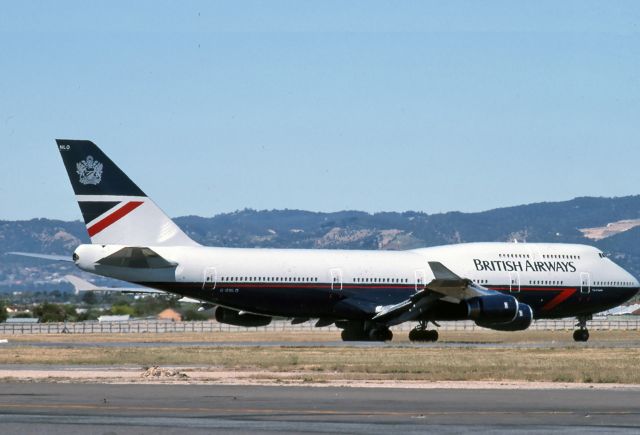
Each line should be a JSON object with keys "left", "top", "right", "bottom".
{"left": 2, "top": 195, "right": 640, "bottom": 291}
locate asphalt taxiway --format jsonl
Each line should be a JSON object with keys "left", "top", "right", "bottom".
{"left": 0, "top": 383, "right": 639, "bottom": 434}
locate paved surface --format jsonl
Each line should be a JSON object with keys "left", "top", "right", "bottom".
{"left": 0, "top": 383, "right": 639, "bottom": 434}
{"left": 3, "top": 339, "right": 640, "bottom": 349}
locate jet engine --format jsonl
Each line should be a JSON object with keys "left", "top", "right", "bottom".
{"left": 214, "top": 307, "right": 272, "bottom": 327}
{"left": 465, "top": 294, "right": 520, "bottom": 323}
{"left": 475, "top": 303, "right": 533, "bottom": 331}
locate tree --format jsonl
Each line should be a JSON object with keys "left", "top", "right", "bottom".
{"left": 111, "top": 302, "right": 135, "bottom": 316}
{"left": 82, "top": 291, "right": 97, "bottom": 306}
{"left": 0, "top": 300, "right": 8, "bottom": 323}
{"left": 77, "top": 309, "right": 100, "bottom": 321}
{"left": 63, "top": 305, "right": 79, "bottom": 321}
{"left": 182, "top": 308, "right": 208, "bottom": 321}
{"left": 33, "top": 302, "right": 67, "bottom": 322}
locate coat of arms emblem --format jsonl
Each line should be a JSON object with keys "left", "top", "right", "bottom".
{"left": 76, "top": 155, "right": 103, "bottom": 185}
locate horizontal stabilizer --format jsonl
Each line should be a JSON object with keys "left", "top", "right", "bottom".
{"left": 64, "top": 275, "right": 98, "bottom": 292}
{"left": 6, "top": 252, "right": 72, "bottom": 262}
{"left": 64, "top": 274, "right": 166, "bottom": 295}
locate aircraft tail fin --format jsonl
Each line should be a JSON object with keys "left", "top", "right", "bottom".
{"left": 56, "top": 139, "right": 199, "bottom": 247}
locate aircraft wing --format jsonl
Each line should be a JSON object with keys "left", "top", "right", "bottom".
{"left": 423, "top": 261, "right": 494, "bottom": 300}
{"left": 372, "top": 261, "right": 495, "bottom": 326}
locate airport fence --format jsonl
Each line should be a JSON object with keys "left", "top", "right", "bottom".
{"left": 0, "top": 318, "right": 639, "bottom": 335}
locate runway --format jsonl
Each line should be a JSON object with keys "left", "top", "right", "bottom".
{"left": 0, "top": 383, "right": 639, "bottom": 434}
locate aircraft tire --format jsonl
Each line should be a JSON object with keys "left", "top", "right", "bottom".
{"left": 384, "top": 329, "right": 393, "bottom": 341}
{"left": 369, "top": 328, "right": 392, "bottom": 342}
{"left": 341, "top": 329, "right": 367, "bottom": 341}
{"left": 573, "top": 329, "right": 589, "bottom": 342}
{"left": 409, "top": 329, "right": 439, "bottom": 342}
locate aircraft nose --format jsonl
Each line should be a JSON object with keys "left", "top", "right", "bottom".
{"left": 617, "top": 276, "right": 640, "bottom": 305}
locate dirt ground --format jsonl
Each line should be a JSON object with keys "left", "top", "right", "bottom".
{"left": 1, "top": 330, "right": 639, "bottom": 387}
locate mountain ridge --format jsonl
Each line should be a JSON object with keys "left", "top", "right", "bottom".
{"left": 2, "top": 195, "right": 640, "bottom": 290}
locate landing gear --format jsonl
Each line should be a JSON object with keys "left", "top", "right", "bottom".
{"left": 369, "top": 327, "right": 393, "bottom": 342}
{"left": 341, "top": 328, "right": 368, "bottom": 341}
{"left": 573, "top": 315, "right": 591, "bottom": 342}
{"left": 339, "top": 322, "right": 393, "bottom": 342}
{"left": 409, "top": 321, "right": 439, "bottom": 342}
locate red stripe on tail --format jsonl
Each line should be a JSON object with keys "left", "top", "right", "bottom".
{"left": 87, "top": 201, "right": 144, "bottom": 237}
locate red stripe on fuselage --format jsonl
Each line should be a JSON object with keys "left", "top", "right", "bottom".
{"left": 539, "top": 287, "right": 578, "bottom": 311}
{"left": 87, "top": 201, "right": 144, "bottom": 237}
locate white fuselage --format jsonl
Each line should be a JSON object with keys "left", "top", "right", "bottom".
{"left": 73, "top": 241, "right": 639, "bottom": 319}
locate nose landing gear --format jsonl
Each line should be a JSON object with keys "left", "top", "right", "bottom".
{"left": 573, "top": 315, "right": 591, "bottom": 342}
{"left": 409, "top": 321, "right": 439, "bottom": 342}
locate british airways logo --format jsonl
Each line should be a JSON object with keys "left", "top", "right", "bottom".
{"left": 77, "top": 156, "right": 103, "bottom": 185}
{"left": 473, "top": 259, "right": 577, "bottom": 273}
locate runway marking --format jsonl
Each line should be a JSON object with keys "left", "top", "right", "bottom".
{"left": 0, "top": 402, "right": 636, "bottom": 417}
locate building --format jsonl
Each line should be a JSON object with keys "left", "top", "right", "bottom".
{"left": 157, "top": 308, "right": 182, "bottom": 322}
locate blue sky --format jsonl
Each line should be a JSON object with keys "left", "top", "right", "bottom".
{"left": 1, "top": 1, "right": 639, "bottom": 220}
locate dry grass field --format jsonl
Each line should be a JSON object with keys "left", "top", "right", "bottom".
{"left": 1, "top": 330, "right": 639, "bottom": 384}
{"left": 5, "top": 329, "right": 638, "bottom": 343}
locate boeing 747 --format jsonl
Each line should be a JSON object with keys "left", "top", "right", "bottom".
{"left": 26, "top": 140, "right": 639, "bottom": 342}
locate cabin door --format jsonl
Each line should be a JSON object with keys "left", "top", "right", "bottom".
{"left": 414, "top": 269, "right": 427, "bottom": 292}
{"left": 509, "top": 272, "right": 520, "bottom": 293}
{"left": 580, "top": 272, "right": 591, "bottom": 294}
{"left": 203, "top": 267, "right": 217, "bottom": 291}
{"left": 330, "top": 268, "right": 343, "bottom": 291}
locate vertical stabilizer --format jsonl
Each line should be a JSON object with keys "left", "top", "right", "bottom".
{"left": 56, "top": 139, "right": 199, "bottom": 247}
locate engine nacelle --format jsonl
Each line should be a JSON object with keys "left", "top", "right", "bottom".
{"left": 214, "top": 307, "right": 272, "bottom": 327}
{"left": 466, "top": 294, "right": 519, "bottom": 323}
{"left": 476, "top": 303, "right": 533, "bottom": 331}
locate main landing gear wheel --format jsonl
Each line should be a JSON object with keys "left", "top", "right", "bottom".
{"left": 340, "top": 326, "right": 392, "bottom": 341}
{"left": 409, "top": 321, "right": 439, "bottom": 342}
{"left": 369, "top": 328, "right": 393, "bottom": 342}
{"left": 573, "top": 315, "right": 591, "bottom": 342}
{"left": 409, "top": 329, "right": 439, "bottom": 342}
{"left": 341, "top": 328, "right": 368, "bottom": 341}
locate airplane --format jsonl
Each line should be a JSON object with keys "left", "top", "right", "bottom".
{"left": 18, "top": 140, "right": 640, "bottom": 342}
